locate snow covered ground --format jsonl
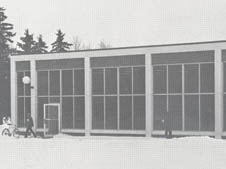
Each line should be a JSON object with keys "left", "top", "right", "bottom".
{"left": 0, "top": 134, "right": 226, "bottom": 169}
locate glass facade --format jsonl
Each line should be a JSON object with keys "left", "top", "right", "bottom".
{"left": 14, "top": 50, "right": 220, "bottom": 135}
{"left": 153, "top": 63, "right": 215, "bottom": 131}
{"left": 91, "top": 55, "right": 145, "bottom": 130}
{"left": 37, "top": 69, "right": 85, "bottom": 129}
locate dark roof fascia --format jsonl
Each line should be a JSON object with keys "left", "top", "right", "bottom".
{"left": 11, "top": 40, "right": 226, "bottom": 57}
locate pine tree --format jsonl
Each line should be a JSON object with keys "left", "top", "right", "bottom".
{"left": 17, "top": 29, "right": 36, "bottom": 54}
{"left": 51, "top": 29, "right": 72, "bottom": 52}
{"left": 33, "top": 35, "right": 48, "bottom": 54}
{"left": 98, "top": 40, "right": 111, "bottom": 49}
{"left": 0, "top": 7, "right": 16, "bottom": 59}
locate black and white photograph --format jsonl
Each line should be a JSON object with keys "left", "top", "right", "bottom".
{"left": 1, "top": 0, "right": 226, "bottom": 168}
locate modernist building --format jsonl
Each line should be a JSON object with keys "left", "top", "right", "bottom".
{"left": 10, "top": 40, "right": 226, "bottom": 138}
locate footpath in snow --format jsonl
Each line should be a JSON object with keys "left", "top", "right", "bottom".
{"left": 0, "top": 134, "right": 225, "bottom": 169}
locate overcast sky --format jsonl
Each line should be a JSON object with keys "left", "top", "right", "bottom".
{"left": 2, "top": 0, "right": 226, "bottom": 49}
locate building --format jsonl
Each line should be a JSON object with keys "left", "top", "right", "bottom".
{"left": 10, "top": 40, "right": 226, "bottom": 138}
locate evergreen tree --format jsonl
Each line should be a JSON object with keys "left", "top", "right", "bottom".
{"left": 98, "top": 40, "right": 111, "bottom": 49}
{"left": 17, "top": 29, "right": 36, "bottom": 54}
{"left": 33, "top": 35, "right": 48, "bottom": 54}
{"left": 0, "top": 7, "right": 15, "bottom": 59}
{"left": 51, "top": 29, "right": 72, "bottom": 52}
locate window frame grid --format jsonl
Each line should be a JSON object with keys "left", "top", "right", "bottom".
{"left": 36, "top": 67, "right": 85, "bottom": 129}
{"left": 91, "top": 65, "right": 146, "bottom": 131}
{"left": 153, "top": 62, "right": 215, "bottom": 132}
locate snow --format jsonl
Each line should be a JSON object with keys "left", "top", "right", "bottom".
{"left": 0, "top": 134, "right": 226, "bottom": 169}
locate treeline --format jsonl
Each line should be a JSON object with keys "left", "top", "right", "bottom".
{"left": 0, "top": 7, "right": 111, "bottom": 59}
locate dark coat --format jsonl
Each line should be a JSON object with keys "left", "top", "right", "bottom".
{"left": 25, "top": 116, "right": 34, "bottom": 128}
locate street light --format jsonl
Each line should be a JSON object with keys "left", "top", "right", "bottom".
{"left": 22, "top": 76, "right": 34, "bottom": 89}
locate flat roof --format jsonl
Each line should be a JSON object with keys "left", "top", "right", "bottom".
{"left": 11, "top": 40, "right": 226, "bottom": 56}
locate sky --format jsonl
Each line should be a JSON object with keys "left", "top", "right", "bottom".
{"left": 2, "top": 0, "right": 226, "bottom": 49}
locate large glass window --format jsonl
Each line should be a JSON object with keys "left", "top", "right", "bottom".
{"left": 92, "top": 96, "right": 104, "bottom": 129}
{"left": 62, "top": 97, "right": 73, "bottom": 129}
{"left": 37, "top": 68, "right": 85, "bottom": 129}
{"left": 153, "top": 66, "right": 167, "bottom": 94}
{"left": 200, "top": 64, "right": 214, "bottom": 93}
{"left": 184, "top": 95, "right": 199, "bottom": 131}
{"left": 120, "top": 96, "right": 132, "bottom": 130}
{"left": 91, "top": 64, "right": 145, "bottom": 131}
{"left": 105, "top": 96, "right": 118, "bottom": 129}
{"left": 37, "top": 71, "right": 48, "bottom": 96}
{"left": 133, "top": 67, "right": 145, "bottom": 94}
{"left": 168, "top": 65, "right": 182, "bottom": 93}
{"left": 184, "top": 64, "right": 199, "bottom": 93}
{"left": 62, "top": 70, "right": 73, "bottom": 95}
{"left": 74, "top": 69, "right": 84, "bottom": 95}
{"left": 120, "top": 67, "right": 132, "bottom": 94}
{"left": 92, "top": 69, "right": 104, "bottom": 95}
{"left": 49, "top": 71, "right": 60, "bottom": 96}
{"left": 133, "top": 96, "right": 145, "bottom": 130}
{"left": 153, "top": 63, "right": 214, "bottom": 132}
{"left": 74, "top": 97, "right": 85, "bottom": 129}
{"left": 200, "top": 95, "right": 214, "bottom": 131}
{"left": 105, "top": 68, "right": 117, "bottom": 95}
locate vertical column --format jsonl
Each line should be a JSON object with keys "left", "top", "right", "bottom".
{"left": 145, "top": 53, "right": 152, "bottom": 137}
{"left": 85, "top": 57, "right": 91, "bottom": 136}
{"left": 214, "top": 49, "right": 223, "bottom": 138}
{"left": 30, "top": 60, "right": 37, "bottom": 131}
{"left": 10, "top": 59, "right": 17, "bottom": 125}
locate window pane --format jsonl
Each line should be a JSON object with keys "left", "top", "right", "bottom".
{"left": 200, "top": 63, "right": 214, "bottom": 93}
{"left": 153, "top": 95, "right": 167, "bottom": 130}
{"left": 224, "top": 63, "right": 226, "bottom": 92}
{"left": 62, "top": 70, "right": 73, "bottom": 95}
{"left": 17, "top": 98, "right": 24, "bottom": 127}
{"left": 168, "top": 65, "right": 182, "bottom": 93}
{"left": 224, "top": 95, "right": 226, "bottom": 131}
{"left": 153, "top": 66, "right": 167, "bottom": 94}
{"left": 133, "top": 67, "right": 145, "bottom": 94}
{"left": 120, "top": 96, "right": 132, "bottom": 130}
{"left": 25, "top": 71, "right": 31, "bottom": 96}
{"left": 62, "top": 97, "right": 73, "bottom": 129}
{"left": 74, "top": 97, "right": 85, "bottom": 129}
{"left": 92, "top": 96, "right": 104, "bottom": 129}
{"left": 25, "top": 97, "right": 31, "bottom": 118}
{"left": 49, "top": 71, "right": 60, "bottom": 96}
{"left": 200, "top": 95, "right": 214, "bottom": 131}
{"left": 168, "top": 95, "right": 182, "bottom": 130}
{"left": 105, "top": 68, "right": 117, "bottom": 95}
{"left": 74, "top": 69, "right": 84, "bottom": 95}
{"left": 184, "top": 95, "right": 199, "bottom": 131}
{"left": 37, "top": 97, "right": 48, "bottom": 128}
{"left": 133, "top": 96, "right": 145, "bottom": 130}
{"left": 37, "top": 71, "right": 48, "bottom": 96}
{"left": 184, "top": 64, "right": 199, "bottom": 93}
{"left": 105, "top": 96, "right": 117, "bottom": 129}
{"left": 49, "top": 97, "right": 60, "bottom": 103}
{"left": 120, "top": 67, "right": 132, "bottom": 94}
{"left": 92, "top": 69, "right": 104, "bottom": 95}
{"left": 17, "top": 72, "right": 24, "bottom": 96}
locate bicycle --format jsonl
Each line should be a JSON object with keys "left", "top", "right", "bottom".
{"left": 1, "top": 124, "right": 20, "bottom": 138}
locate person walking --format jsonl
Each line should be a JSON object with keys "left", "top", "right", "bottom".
{"left": 25, "top": 113, "right": 36, "bottom": 138}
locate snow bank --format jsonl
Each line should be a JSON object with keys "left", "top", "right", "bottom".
{"left": 0, "top": 135, "right": 225, "bottom": 169}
